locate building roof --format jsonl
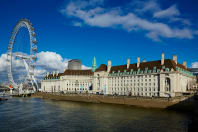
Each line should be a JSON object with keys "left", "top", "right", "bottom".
{"left": 95, "top": 64, "right": 107, "bottom": 72}
{"left": 95, "top": 59, "right": 188, "bottom": 73}
{"left": 62, "top": 69, "right": 93, "bottom": 76}
{"left": 44, "top": 69, "right": 93, "bottom": 79}
{"left": 68, "top": 59, "right": 81, "bottom": 62}
{"left": 44, "top": 73, "right": 63, "bottom": 79}
{"left": 44, "top": 59, "right": 189, "bottom": 80}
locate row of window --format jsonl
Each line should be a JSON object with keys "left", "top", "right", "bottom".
{"left": 110, "top": 87, "right": 158, "bottom": 92}
{"left": 109, "top": 83, "right": 157, "bottom": 86}
{"left": 65, "top": 83, "right": 90, "bottom": 86}
{"left": 110, "top": 78, "right": 156, "bottom": 83}
{"left": 65, "top": 88, "right": 88, "bottom": 91}
{"left": 112, "top": 92, "right": 159, "bottom": 96}
{"left": 109, "top": 75, "right": 158, "bottom": 79}
{"left": 43, "top": 86, "right": 88, "bottom": 91}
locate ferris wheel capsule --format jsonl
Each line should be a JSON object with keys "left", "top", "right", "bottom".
{"left": 32, "top": 32, "right": 36, "bottom": 37}
{"left": 32, "top": 40, "right": 37, "bottom": 44}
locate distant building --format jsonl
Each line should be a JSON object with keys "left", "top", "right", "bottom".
{"left": 68, "top": 59, "right": 82, "bottom": 70}
{"left": 41, "top": 53, "right": 196, "bottom": 97}
{"left": 189, "top": 68, "right": 198, "bottom": 87}
{"left": 189, "top": 68, "right": 198, "bottom": 76}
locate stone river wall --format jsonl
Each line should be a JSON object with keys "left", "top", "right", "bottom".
{"left": 31, "top": 92, "right": 193, "bottom": 109}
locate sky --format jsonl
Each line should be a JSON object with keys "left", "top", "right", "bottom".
{"left": 0, "top": 0, "right": 198, "bottom": 82}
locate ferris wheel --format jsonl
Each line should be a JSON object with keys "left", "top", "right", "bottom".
{"left": 6, "top": 19, "right": 38, "bottom": 92}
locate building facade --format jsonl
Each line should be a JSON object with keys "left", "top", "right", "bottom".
{"left": 41, "top": 54, "right": 196, "bottom": 97}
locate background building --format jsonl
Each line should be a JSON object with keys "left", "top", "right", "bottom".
{"left": 68, "top": 59, "right": 82, "bottom": 70}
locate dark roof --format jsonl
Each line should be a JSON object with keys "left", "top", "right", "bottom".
{"left": 68, "top": 59, "right": 81, "bottom": 62}
{"left": 108, "top": 59, "right": 188, "bottom": 73}
{"left": 44, "top": 59, "right": 189, "bottom": 79}
{"left": 62, "top": 69, "right": 93, "bottom": 76}
{"left": 44, "top": 73, "right": 63, "bottom": 79}
{"left": 95, "top": 64, "right": 107, "bottom": 72}
{"left": 44, "top": 69, "right": 93, "bottom": 79}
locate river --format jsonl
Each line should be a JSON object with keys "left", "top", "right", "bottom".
{"left": 0, "top": 97, "right": 190, "bottom": 132}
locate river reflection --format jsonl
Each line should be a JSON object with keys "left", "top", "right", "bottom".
{"left": 0, "top": 97, "right": 190, "bottom": 132}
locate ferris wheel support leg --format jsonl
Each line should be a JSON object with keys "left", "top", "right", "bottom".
{"left": 23, "top": 59, "right": 34, "bottom": 89}
{"left": 10, "top": 89, "right": 13, "bottom": 95}
{"left": 32, "top": 76, "right": 38, "bottom": 91}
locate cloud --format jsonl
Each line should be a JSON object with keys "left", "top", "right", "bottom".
{"left": 72, "top": 21, "right": 83, "bottom": 27}
{"left": 134, "top": 0, "right": 160, "bottom": 13}
{"left": 154, "top": 5, "right": 180, "bottom": 18}
{"left": 0, "top": 54, "right": 7, "bottom": 72}
{"left": 36, "top": 51, "right": 68, "bottom": 72}
{"left": 60, "top": 0, "right": 196, "bottom": 41}
{"left": 191, "top": 62, "right": 198, "bottom": 68}
{"left": 0, "top": 51, "right": 91, "bottom": 83}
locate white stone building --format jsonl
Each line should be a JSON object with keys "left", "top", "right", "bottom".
{"left": 41, "top": 54, "right": 196, "bottom": 97}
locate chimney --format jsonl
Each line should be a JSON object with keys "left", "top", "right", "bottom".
{"left": 183, "top": 61, "right": 187, "bottom": 68}
{"left": 107, "top": 60, "right": 112, "bottom": 72}
{"left": 161, "top": 53, "right": 164, "bottom": 65}
{"left": 56, "top": 71, "right": 59, "bottom": 76}
{"left": 137, "top": 57, "right": 140, "bottom": 68}
{"left": 53, "top": 71, "right": 55, "bottom": 76}
{"left": 47, "top": 72, "right": 49, "bottom": 77}
{"left": 173, "top": 55, "right": 177, "bottom": 65}
{"left": 127, "top": 58, "right": 130, "bottom": 69}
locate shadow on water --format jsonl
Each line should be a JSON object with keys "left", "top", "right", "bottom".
{"left": 42, "top": 98, "right": 190, "bottom": 132}
{"left": 166, "top": 95, "right": 198, "bottom": 132}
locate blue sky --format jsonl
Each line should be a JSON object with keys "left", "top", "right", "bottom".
{"left": 0, "top": 0, "right": 198, "bottom": 82}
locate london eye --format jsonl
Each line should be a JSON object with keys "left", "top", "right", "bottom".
{"left": 6, "top": 19, "right": 38, "bottom": 93}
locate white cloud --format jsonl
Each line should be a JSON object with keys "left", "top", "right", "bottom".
{"left": 37, "top": 51, "right": 68, "bottom": 72}
{"left": 0, "top": 53, "right": 24, "bottom": 72}
{"left": 134, "top": 0, "right": 160, "bottom": 13}
{"left": 72, "top": 21, "right": 83, "bottom": 27}
{"left": 191, "top": 62, "right": 198, "bottom": 68}
{"left": 134, "top": 0, "right": 191, "bottom": 26}
{"left": 0, "top": 54, "right": 7, "bottom": 72}
{"left": 154, "top": 5, "right": 180, "bottom": 18}
{"left": 60, "top": 0, "right": 195, "bottom": 41}
{"left": 0, "top": 51, "right": 91, "bottom": 83}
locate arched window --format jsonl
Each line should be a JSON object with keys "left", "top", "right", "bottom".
{"left": 165, "top": 78, "right": 171, "bottom": 92}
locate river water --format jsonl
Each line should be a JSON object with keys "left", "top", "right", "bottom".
{"left": 0, "top": 97, "right": 190, "bottom": 132}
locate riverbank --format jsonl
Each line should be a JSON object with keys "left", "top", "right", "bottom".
{"left": 31, "top": 92, "right": 196, "bottom": 109}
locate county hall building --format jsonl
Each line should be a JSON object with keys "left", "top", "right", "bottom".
{"left": 41, "top": 53, "right": 196, "bottom": 97}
